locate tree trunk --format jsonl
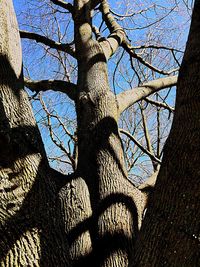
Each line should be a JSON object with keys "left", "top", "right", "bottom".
{"left": 59, "top": 1, "right": 146, "bottom": 266}
{"left": 133, "top": 0, "right": 200, "bottom": 266}
{"left": 0, "top": 1, "right": 70, "bottom": 266}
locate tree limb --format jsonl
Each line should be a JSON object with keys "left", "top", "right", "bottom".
{"left": 20, "top": 30, "right": 76, "bottom": 58}
{"left": 121, "top": 43, "right": 179, "bottom": 75}
{"left": 145, "top": 97, "right": 175, "bottom": 112}
{"left": 99, "top": 0, "right": 126, "bottom": 59}
{"left": 140, "top": 103, "right": 157, "bottom": 170}
{"left": 119, "top": 129, "right": 161, "bottom": 164}
{"left": 91, "top": 0, "right": 103, "bottom": 9}
{"left": 132, "top": 44, "right": 183, "bottom": 53}
{"left": 39, "top": 96, "right": 76, "bottom": 168}
{"left": 100, "top": 1, "right": 178, "bottom": 74}
{"left": 24, "top": 77, "right": 77, "bottom": 100}
{"left": 117, "top": 75, "right": 178, "bottom": 114}
{"left": 50, "top": 0, "right": 74, "bottom": 13}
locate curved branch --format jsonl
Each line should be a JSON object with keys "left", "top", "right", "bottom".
{"left": 91, "top": 0, "right": 103, "bottom": 9}
{"left": 99, "top": 1, "right": 179, "bottom": 73}
{"left": 99, "top": 0, "right": 126, "bottom": 59}
{"left": 50, "top": 0, "right": 74, "bottom": 13}
{"left": 119, "top": 129, "right": 161, "bottom": 164}
{"left": 20, "top": 30, "right": 76, "bottom": 57}
{"left": 117, "top": 75, "right": 178, "bottom": 114}
{"left": 24, "top": 77, "right": 77, "bottom": 100}
{"left": 122, "top": 43, "right": 179, "bottom": 75}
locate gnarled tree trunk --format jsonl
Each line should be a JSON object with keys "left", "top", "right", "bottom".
{"left": 133, "top": 0, "right": 200, "bottom": 266}
{"left": 59, "top": 1, "right": 145, "bottom": 266}
{"left": 0, "top": 1, "right": 70, "bottom": 266}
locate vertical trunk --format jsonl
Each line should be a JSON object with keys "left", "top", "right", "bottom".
{"left": 60, "top": 1, "right": 145, "bottom": 266}
{"left": 133, "top": 0, "right": 200, "bottom": 266}
{"left": 0, "top": 1, "right": 70, "bottom": 266}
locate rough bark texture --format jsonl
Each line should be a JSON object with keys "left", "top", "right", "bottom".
{"left": 3, "top": 0, "right": 199, "bottom": 266}
{"left": 0, "top": 1, "right": 70, "bottom": 266}
{"left": 58, "top": 1, "right": 145, "bottom": 267}
{"left": 133, "top": 0, "right": 200, "bottom": 266}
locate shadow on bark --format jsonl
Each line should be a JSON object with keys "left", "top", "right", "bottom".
{"left": 0, "top": 54, "right": 23, "bottom": 99}
{"left": 0, "top": 54, "right": 140, "bottom": 266}
{"left": 0, "top": 127, "right": 70, "bottom": 266}
{"left": 0, "top": 55, "right": 70, "bottom": 266}
{"left": 59, "top": 116, "right": 140, "bottom": 266}
{"left": 65, "top": 192, "right": 139, "bottom": 267}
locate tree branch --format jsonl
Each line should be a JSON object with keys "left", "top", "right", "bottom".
{"left": 50, "top": 0, "right": 74, "bottom": 13}
{"left": 39, "top": 96, "right": 76, "bottom": 167}
{"left": 145, "top": 97, "right": 175, "bottom": 112}
{"left": 117, "top": 75, "right": 178, "bottom": 114}
{"left": 99, "top": 0, "right": 126, "bottom": 59}
{"left": 109, "top": 5, "right": 155, "bottom": 19}
{"left": 119, "top": 129, "right": 161, "bottom": 164}
{"left": 24, "top": 77, "right": 77, "bottom": 100}
{"left": 99, "top": 1, "right": 178, "bottom": 74}
{"left": 121, "top": 42, "right": 179, "bottom": 75}
{"left": 132, "top": 44, "right": 184, "bottom": 53}
{"left": 140, "top": 103, "right": 157, "bottom": 171}
{"left": 91, "top": 0, "right": 103, "bottom": 9}
{"left": 20, "top": 30, "right": 75, "bottom": 57}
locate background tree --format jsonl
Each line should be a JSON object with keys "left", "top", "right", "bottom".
{"left": 0, "top": 0, "right": 199, "bottom": 267}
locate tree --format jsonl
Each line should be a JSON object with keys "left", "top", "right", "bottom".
{"left": 19, "top": 0, "right": 182, "bottom": 179}
{"left": 0, "top": 1, "right": 70, "bottom": 266}
{"left": 0, "top": 0, "right": 199, "bottom": 267}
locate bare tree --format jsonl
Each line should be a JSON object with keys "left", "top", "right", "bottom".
{"left": 0, "top": 0, "right": 199, "bottom": 266}
{"left": 18, "top": 0, "right": 187, "bottom": 179}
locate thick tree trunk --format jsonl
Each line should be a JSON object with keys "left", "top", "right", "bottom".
{"left": 59, "top": 1, "right": 146, "bottom": 266}
{"left": 133, "top": 0, "right": 200, "bottom": 266}
{"left": 0, "top": 1, "right": 70, "bottom": 266}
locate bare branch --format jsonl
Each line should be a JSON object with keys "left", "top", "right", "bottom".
{"left": 99, "top": 1, "right": 179, "bottom": 74}
{"left": 50, "top": 0, "right": 74, "bottom": 13}
{"left": 24, "top": 77, "right": 77, "bottom": 100}
{"left": 117, "top": 75, "right": 178, "bottom": 114}
{"left": 39, "top": 96, "right": 76, "bottom": 168}
{"left": 20, "top": 30, "right": 75, "bottom": 57}
{"left": 91, "top": 0, "right": 103, "bottom": 9}
{"left": 110, "top": 5, "right": 155, "bottom": 19}
{"left": 99, "top": 0, "right": 126, "bottom": 59}
{"left": 145, "top": 97, "right": 175, "bottom": 112}
{"left": 121, "top": 43, "right": 179, "bottom": 75}
{"left": 92, "top": 26, "right": 103, "bottom": 41}
{"left": 133, "top": 44, "right": 184, "bottom": 53}
{"left": 120, "top": 129, "right": 161, "bottom": 164}
{"left": 140, "top": 103, "right": 157, "bottom": 170}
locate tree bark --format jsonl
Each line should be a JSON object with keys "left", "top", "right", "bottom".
{"left": 58, "top": 1, "right": 146, "bottom": 266}
{"left": 3, "top": 1, "right": 198, "bottom": 267}
{"left": 0, "top": 1, "right": 70, "bottom": 266}
{"left": 133, "top": 0, "right": 200, "bottom": 266}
